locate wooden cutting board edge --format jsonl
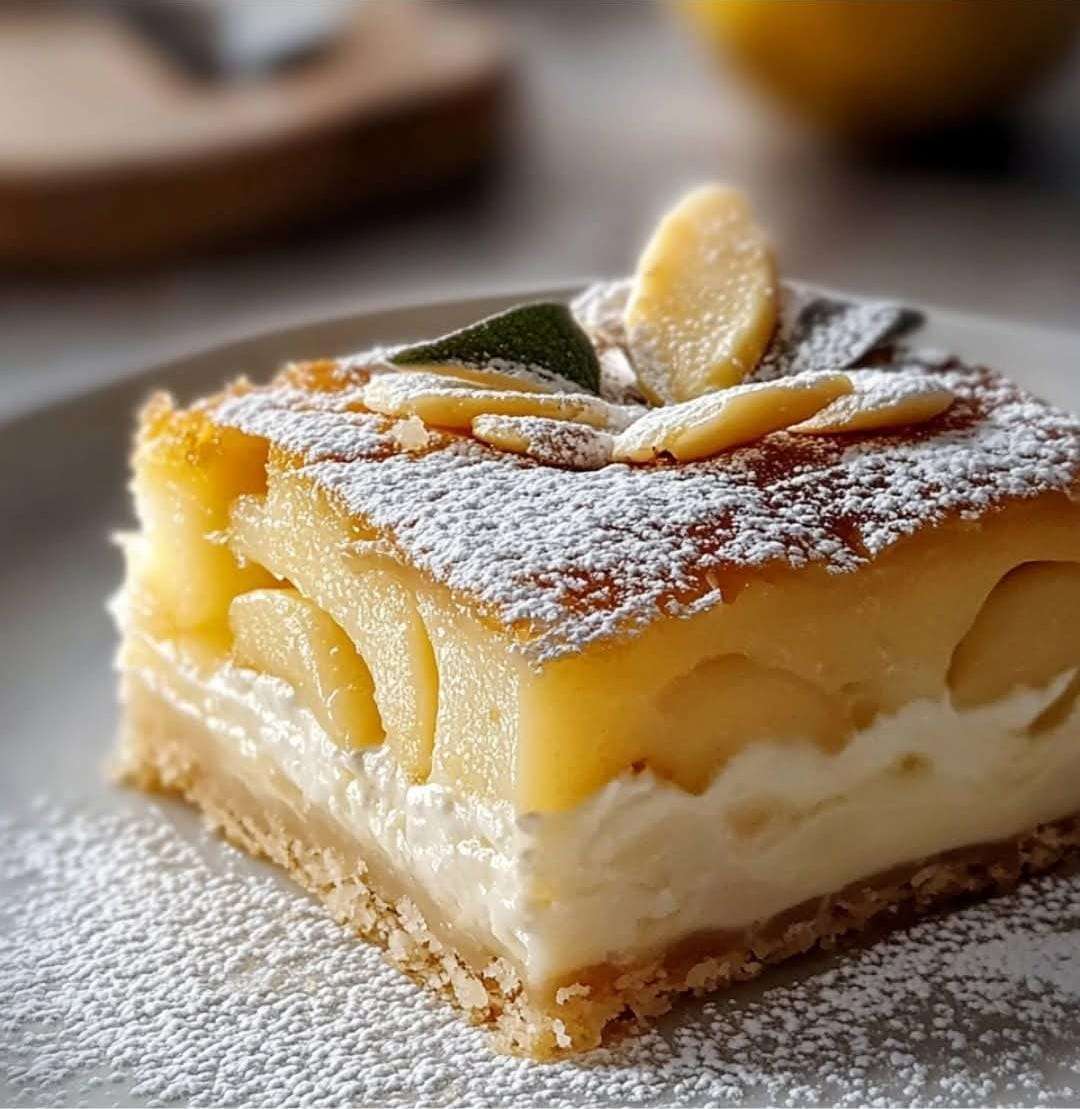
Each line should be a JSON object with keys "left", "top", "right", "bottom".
{"left": 0, "top": 4, "right": 513, "bottom": 270}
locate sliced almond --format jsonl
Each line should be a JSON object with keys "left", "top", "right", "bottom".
{"left": 361, "top": 372, "right": 620, "bottom": 431}
{"left": 625, "top": 184, "right": 779, "bottom": 403}
{"left": 472, "top": 414, "right": 613, "bottom": 470}
{"left": 404, "top": 363, "right": 568, "bottom": 394}
{"left": 788, "top": 369, "right": 954, "bottom": 435}
{"left": 612, "top": 372, "right": 852, "bottom": 464}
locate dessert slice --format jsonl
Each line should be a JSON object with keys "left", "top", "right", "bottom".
{"left": 113, "top": 187, "right": 1080, "bottom": 1059}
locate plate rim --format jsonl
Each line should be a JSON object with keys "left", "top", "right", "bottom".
{"left": 4, "top": 278, "right": 1079, "bottom": 432}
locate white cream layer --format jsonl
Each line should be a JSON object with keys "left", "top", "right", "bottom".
{"left": 125, "top": 629, "right": 1080, "bottom": 986}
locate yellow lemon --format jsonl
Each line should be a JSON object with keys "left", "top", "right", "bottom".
{"left": 680, "top": 0, "right": 1080, "bottom": 138}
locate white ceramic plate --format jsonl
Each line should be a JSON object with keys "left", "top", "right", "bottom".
{"left": 3, "top": 288, "right": 1080, "bottom": 1108}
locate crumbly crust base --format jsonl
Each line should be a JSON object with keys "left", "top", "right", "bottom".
{"left": 115, "top": 678, "right": 1080, "bottom": 1061}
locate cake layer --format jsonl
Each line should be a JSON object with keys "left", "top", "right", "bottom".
{"left": 118, "top": 617, "right": 1080, "bottom": 988}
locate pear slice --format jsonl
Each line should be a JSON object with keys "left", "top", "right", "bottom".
{"left": 789, "top": 369, "right": 954, "bottom": 435}
{"left": 230, "top": 587, "right": 384, "bottom": 750}
{"left": 947, "top": 561, "right": 1080, "bottom": 711}
{"left": 625, "top": 184, "right": 779, "bottom": 403}
{"left": 612, "top": 372, "right": 851, "bottom": 463}
{"left": 405, "top": 364, "right": 562, "bottom": 394}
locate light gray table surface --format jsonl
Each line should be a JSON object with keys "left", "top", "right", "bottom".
{"left": 2, "top": 0, "right": 1078, "bottom": 424}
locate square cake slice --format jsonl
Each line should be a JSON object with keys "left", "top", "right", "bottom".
{"left": 113, "top": 188, "right": 1080, "bottom": 1058}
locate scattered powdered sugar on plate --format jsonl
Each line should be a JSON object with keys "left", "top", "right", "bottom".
{"left": 6, "top": 799, "right": 1080, "bottom": 1107}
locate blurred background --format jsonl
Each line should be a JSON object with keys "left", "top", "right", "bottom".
{"left": 2, "top": 0, "right": 1079, "bottom": 419}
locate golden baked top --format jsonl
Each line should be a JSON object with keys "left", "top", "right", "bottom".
{"left": 193, "top": 280, "right": 1080, "bottom": 663}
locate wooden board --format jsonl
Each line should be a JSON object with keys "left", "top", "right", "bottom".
{"left": 0, "top": 2, "right": 509, "bottom": 269}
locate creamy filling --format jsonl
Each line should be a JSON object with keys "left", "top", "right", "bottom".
{"left": 123, "top": 627, "right": 1080, "bottom": 986}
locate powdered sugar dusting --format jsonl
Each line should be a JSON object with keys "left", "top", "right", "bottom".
{"left": 214, "top": 388, "right": 394, "bottom": 464}
{"left": 571, "top": 278, "right": 632, "bottom": 350}
{"left": 214, "top": 359, "right": 1080, "bottom": 663}
{"left": 6, "top": 800, "right": 1080, "bottom": 1107}
{"left": 597, "top": 347, "right": 645, "bottom": 405}
{"left": 460, "top": 357, "right": 586, "bottom": 396}
{"left": 751, "top": 286, "right": 922, "bottom": 382}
